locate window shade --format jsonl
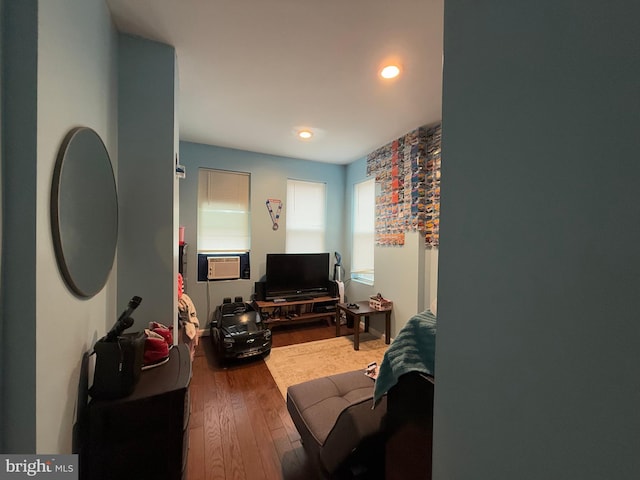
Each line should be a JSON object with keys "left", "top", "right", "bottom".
{"left": 352, "top": 178, "right": 375, "bottom": 283}
{"left": 197, "top": 169, "right": 250, "bottom": 252}
{"left": 286, "top": 179, "right": 326, "bottom": 253}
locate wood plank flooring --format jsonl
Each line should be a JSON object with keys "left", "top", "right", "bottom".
{"left": 187, "top": 321, "right": 338, "bottom": 480}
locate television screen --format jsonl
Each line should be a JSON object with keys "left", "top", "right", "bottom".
{"left": 265, "top": 253, "right": 330, "bottom": 299}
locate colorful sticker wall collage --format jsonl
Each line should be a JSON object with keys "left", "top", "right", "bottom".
{"left": 366, "top": 124, "right": 441, "bottom": 247}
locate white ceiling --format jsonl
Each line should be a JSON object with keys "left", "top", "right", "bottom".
{"left": 105, "top": 0, "right": 444, "bottom": 164}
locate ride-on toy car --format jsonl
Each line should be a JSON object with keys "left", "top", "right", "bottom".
{"left": 210, "top": 297, "right": 272, "bottom": 360}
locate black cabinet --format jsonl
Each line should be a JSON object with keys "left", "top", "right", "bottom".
{"left": 385, "top": 372, "right": 434, "bottom": 480}
{"left": 81, "top": 344, "right": 192, "bottom": 480}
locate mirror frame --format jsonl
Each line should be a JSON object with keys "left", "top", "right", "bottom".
{"left": 51, "top": 127, "right": 118, "bottom": 298}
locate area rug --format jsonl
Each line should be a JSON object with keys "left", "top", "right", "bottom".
{"left": 264, "top": 333, "right": 388, "bottom": 398}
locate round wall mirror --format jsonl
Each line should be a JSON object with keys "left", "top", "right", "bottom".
{"left": 51, "top": 127, "right": 118, "bottom": 298}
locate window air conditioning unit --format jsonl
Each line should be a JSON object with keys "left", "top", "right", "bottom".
{"left": 207, "top": 256, "right": 240, "bottom": 280}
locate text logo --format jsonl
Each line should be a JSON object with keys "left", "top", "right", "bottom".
{"left": 0, "top": 455, "right": 77, "bottom": 479}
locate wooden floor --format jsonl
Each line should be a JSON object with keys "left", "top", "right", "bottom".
{"left": 186, "top": 321, "right": 338, "bottom": 480}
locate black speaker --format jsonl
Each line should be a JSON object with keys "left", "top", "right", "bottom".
{"left": 90, "top": 332, "right": 145, "bottom": 400}
{"left": 254, "top": 281, "right": 266, "bottom": 301}
{"left": 327, "top": 280, "right": 338, "bottom": 297}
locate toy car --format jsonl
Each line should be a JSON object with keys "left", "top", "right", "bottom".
{"left": 210, "top": 299, "right": 271, "bottom": 360}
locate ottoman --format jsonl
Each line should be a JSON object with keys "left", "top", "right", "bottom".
{"left": 286, "top": 370, "right": 387, "bottom": 477}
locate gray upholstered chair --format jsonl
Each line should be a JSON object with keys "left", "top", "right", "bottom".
{"left": 286, "top": 370, "right": 387, "bottom": 478}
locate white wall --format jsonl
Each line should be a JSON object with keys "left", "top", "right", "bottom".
{"left": 433, "top": 1, "right": 640, "bottom": 478}
{"left": 36, "top": 0, "right": 118, "bottom": 452}
{"left": 375, "top": 231, "right": 426, "bottom": 332}
{"left": 345, "top": 157, "right": 439, "bottom": 338}
{"left": 425, "top": 247, "right": 439, "bottom": 308}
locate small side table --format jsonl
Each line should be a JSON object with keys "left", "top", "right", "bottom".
{"left": 335, "top": 301, "right": 392, "bottom": 350}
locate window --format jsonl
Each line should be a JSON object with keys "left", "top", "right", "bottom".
{"left": 286, "top": 179, "right": 326, "bottom": 253}
{"left": 197, "top": 168, "right": 250, "bottom": 252}
{"left": 351, "top": 178, "right": 375, "bottom": 284}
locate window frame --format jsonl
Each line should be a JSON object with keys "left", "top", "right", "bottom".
{"left": 351, "top": 178, "right": 375, "bottom": 285}
{"left": 285, "top": 178, "right": 327, "bottom": 254}
{"left": 197, "top": 168, "right": 251, "bottom": 253}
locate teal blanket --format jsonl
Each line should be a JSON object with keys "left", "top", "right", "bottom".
{"left": 373, "top": 309, "right": 436, "bottom": 407}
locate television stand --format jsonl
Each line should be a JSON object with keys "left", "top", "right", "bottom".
{"left": 253, "top": 295, "right": 339, "bottom": 328}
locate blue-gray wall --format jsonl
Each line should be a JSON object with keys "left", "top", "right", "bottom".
{"left": 0, "top": 0, "right": 5, "bottom": 451}
{"left": 1, "top": 0, "right": 37, "bottom": 453}
{"left": 179, "top": 141, "right": 344, "bottom": 325}
{"left": 434, "top": 1, "right": 640, "bottom": 478}
{"left": 0, "top": 0, "right": 3, "bottom": 447}
{"left": 118, "top": 34, "right": 178, "bottom": 333}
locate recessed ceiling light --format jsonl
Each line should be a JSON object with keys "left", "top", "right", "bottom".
{"left": 297, "top": 129, "right": 313, "bottom": 140}
{"left": 293, "top": 126, "right": 326, "bottom": 142}
{"left": 380, "top": 64, "right": 401, "bottom": 79}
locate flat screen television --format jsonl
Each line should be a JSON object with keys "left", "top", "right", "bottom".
{"left": 265, "top": 253, "right": 330, "bottom": 300}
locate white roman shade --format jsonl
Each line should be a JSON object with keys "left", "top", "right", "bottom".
{"left": 286, "top": 179, "right": 326, "bottom": 253}
{"left": 197, "top": 168, "right": 250, "bottom": 252}
{"left": 352, "top": 178, "right": 374, "bottom": 283}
